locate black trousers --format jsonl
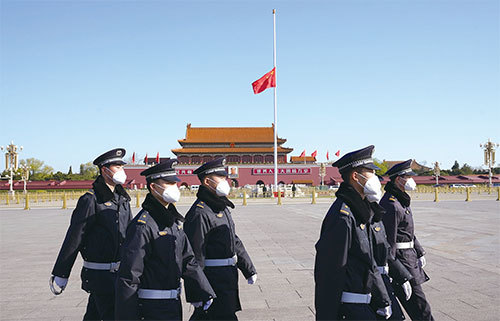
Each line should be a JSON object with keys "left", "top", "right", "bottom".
{"left": 394, "top": 283, "right": 434, "bottom": 321}
{"left": 83, "top": 292, "right": 115, "bottom": 321}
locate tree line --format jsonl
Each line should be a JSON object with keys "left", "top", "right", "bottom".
{"left": 1, "top": 158, "right": 98, "bottom": 181}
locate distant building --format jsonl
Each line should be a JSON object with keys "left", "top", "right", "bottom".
{"left": 171, "top": 124, "right": 293, "bottom": 164}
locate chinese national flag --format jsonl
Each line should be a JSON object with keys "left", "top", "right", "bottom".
{"left": 335, "top": 150, "right": 340, "bottom": 157}
{"left": 132, "top": 152, "right": 135, "bottom": 164}
{"left": 252, "top": 67, "right": 276, "bottom": 94}
{"left": 144, "top": 153, "right": 148, "bottom": 164}
{"left": 326, "top": 151, "right": 329, "bottom": 160}
{"left": 156, "top": 152, "right": 160, "bottom": 164}
{"left": 311, "top": 150, "right": 317, "bottom": 158}
{"left": 299, "top": 150, "right": 305, "bottom": 158}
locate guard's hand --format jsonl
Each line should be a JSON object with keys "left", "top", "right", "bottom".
{"left": 418, "top": 256, "right": 427, "bottom": 268}
{"left": 49, "top": 275, "right": 68, "bottom": 295}
{"left": 402, "top": 281, "right": 412, "bottom": 301}
{"left": 247, "top": 274, "right": 257, "bottom": 285}
{"left": 376, "top": 305, "right": 392, "bottom": 320}
{"left": 203, "top": 298, "right": 213, "bottom": 311}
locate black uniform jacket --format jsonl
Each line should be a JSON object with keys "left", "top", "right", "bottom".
{"left": 115, "top": 193, "right": 215, "bottom": 320}
{"left": 380, "top": 182, "right": 429, "bottom": 286}
{"left": 52, "top": 175, "right": 131, "bottom": 294}
{"left": 183, "top": 186, "right": 256, "bottom": 314}
{"left": 314, "top": 183, "right": 391, "bottom": 321}
{"left": 369, "top": 203, "right": 413, "bottom": 286}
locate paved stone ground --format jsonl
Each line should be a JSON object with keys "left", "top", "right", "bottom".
{"left": 1, "top": 198, "right": 499, "bottom": 320}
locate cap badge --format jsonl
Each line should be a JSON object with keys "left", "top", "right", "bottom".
{"left": 116, "top": 150, "right": 122, "bottom": 156}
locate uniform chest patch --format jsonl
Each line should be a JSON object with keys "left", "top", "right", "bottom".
{"left": 216, "top": 213, "right": 223, "bottom": 218}
{"left": 405, "top": 210, "right": 410, "bottom": 214}
{"left": 360, "top": 224, "right": 365, "bottom": 230}
{"left": 104, "top": 202, "right": 112, "bottom": 206}
{"left": 158, "top": 231, "right": 168, "bottom": 236}
{"left": 375, "top": 226, "right": 381, "bottom": 232}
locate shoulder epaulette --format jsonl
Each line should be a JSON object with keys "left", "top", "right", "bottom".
{"left": 339, "top": 203, "right": 351, "bottom": 216}
{"left": 137, "top": 212, "right": 148, "bottom": 224}
{"left": 389, "top": 196, "right": 396, "bottom": 202}
{"left": 85, "top": 189, "right": 94, "bottom": 196}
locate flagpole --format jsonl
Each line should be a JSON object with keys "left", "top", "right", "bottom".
{"left": 273, "top": 9, "right": 278, "bottom": 194}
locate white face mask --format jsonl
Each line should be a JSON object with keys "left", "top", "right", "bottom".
{"left": 208, "top": 178, "right": 231, "bottom": 197}
{"left": 104, "top": 167, "right": 127, "bottom": 185}
{"left": 153, "top": 183, "right": 180, "bottom": 204}
{"left": 404, "top": 178, "right": 417, "bottom": 191}
{"left": 356, "top": 172, "right": 383, "bottom": 203}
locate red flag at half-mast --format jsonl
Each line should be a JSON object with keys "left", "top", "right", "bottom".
{"left": 326, "top": 151, "right": 329, "bottom": 161}
{"left": 132, "top": 152, "right": 135, "bottom": 164}
{"left": 156, "top": 152, "right": 160, "bottom": 164}
{"left": 311, "top": 150, "right": 317, "bottom": 158}
{"left": 252, "top": 67, "right": 276, "bottom": 94}
{"left": 144, "top": 153, "right": 148, "bottom": 164}
{"left": 299, "top": 150, "right": 305, "bottom": 158}
{"left": 335, "top": 150, "right": 340, "bottom": 157}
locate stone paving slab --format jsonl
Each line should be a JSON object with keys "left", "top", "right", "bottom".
{"left": 1, "top": 199, "right": 499, "bottom": 320}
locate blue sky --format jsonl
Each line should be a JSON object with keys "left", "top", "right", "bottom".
{"left": 1, "top": 0, "right": 499, "bottom": 172}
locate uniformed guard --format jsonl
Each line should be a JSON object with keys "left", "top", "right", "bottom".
{"left": 314, "top": 145, "right": 392, "bottom": 320}
{"left": 50, "top": 148, "right": 132, "bottom": 321}
{"left": 369, "top": 197, "right": 414, "bottom": 320}
{"left": 380, "top": 160, "right": 434, "bottom": 320}
{"left": 184, "top": 157, "right": 257, "bottom": 321}
{"left": 115, "top": 159, "right": 215, "bottom": 320}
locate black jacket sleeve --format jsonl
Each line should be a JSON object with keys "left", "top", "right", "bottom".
{"left": 388, "top": 257, "right": 413, "bottom": 285}
{"left": 235, "top": 233, "right": 256, "bottom": 279}
{"left": 413, "top": 235, "right": 425, "bottom": 258}
{"left": 381, "top": 202, "right": 398, "bottom": 258}
{"left": 184, "top": 209, "right": 209, "bottom": 269}
{"left": 52, "top": 193, "right": 95, "bottom": 278}
{"left": 314, "top": 214, "right": 351, "bottom": 321}
{"left": 115, "top": 223, "right": 149, "bottom": 320}
{"left": 181, "top": 232, "right": 216, "bottom": 303}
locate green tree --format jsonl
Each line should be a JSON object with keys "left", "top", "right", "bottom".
{"left": 460, "top": 163, "right": 473, "bottom": 175}
{"left": 450, "top": 160, "right": 460, "bottom": 175}
{"left": 68, "top": 166, "right": 73, "bottom": 175}
{"left": 20, "top": 158, "right": 54, "bottom": 180}
{"left": 373, "top": 158, "right": 389, "bottom": 176}
{"left": 79, "top": 162, "right": 98, "bottom": 180}
{"left": 52, "top": 171, "right": 67, "bottom": 181}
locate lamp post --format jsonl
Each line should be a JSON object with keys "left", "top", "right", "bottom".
{"left": 319, "top": 162, "right": 326, "bottom": 186}
{"left": 433, "top": 162, "right": 440, "bottom": 186}
{"left": 20, "top": 164, "right": 30, "bottom": 194}
{"left": 1, "top": 141, "right": 23, "bottom": 196}
{"left": 480, "top": 139, "right": 499, "bottom": 187}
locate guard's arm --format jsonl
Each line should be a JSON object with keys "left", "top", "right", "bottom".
{"left": 51, "top": 193, "right": 95, "bottom": 278}
{"left": 115, "top": 222, "right": 149, "bottom": 320}
{"left": 181, "top": 232, "right": 216, "bottom": 303}
{"left": 314, "top": 213, "right": 351, "bottom": 321}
